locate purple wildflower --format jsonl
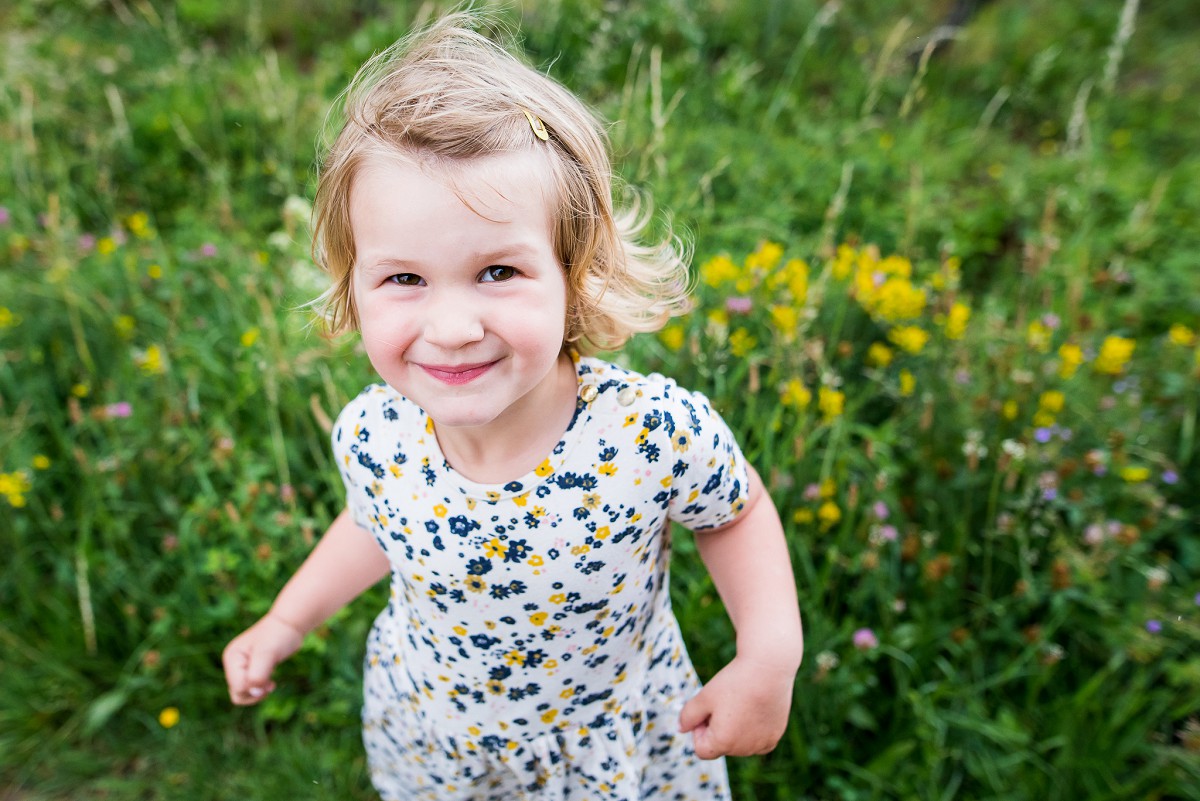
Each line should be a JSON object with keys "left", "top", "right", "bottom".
{"left": 853, "top": 628, "right": 878, "bottom": 650}
{"left": 78, "top": 233, "right": 96, "bottom": 251}
{"left": 104, "top": 401, "right": 132, "bottom": 419}
{"left": 1145, "top": 620, "right": 1162, "bottom": 634}
{"left": 0, "top": 206, "right": 9, "bottom": 225}
{"left": 873, "top": 501, "right": 889, "bottom": 520}
{"left": 1162, "top": 470, "right": 1179, "bottom": 485}
{"left": 725, "top": 296, "right": 752, "bottom": 314}
{"left": 200, "top": 243, "right": 218, "bottom": 258}
{"left": 1035, "top": 428, "right": 1053, "bottom": 444}
{"left": 878, "top": 525, "right": 898, "bottom": 542}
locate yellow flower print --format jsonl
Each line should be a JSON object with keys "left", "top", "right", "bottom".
{"left": 597, "top": 462, "right": 617, "bottom": 476}
{"left": 483, "top": 539, "right": 507, "bottom": 560}
{"left": 622, "top": 413, "right": 638, "bottom": 428}
{"left": 433, "top": 504, "right": 448, "bottom": 517}
{"left": 465, "top": 576, "right": 488, "bottom": 593}
{"left": 534, "top": 459, "right": 554, "bottom": 477}
{"left": 541, "top": 709, "right": 559, "bottom": 724}
{"left": 487, "top": 679, "right": 505, "bottom": 695}
{"left": 549, "top": 593, "right": 566, "bottom": 604}
{"left": 595, "top": 526, "right": 610, "bottom": 540}
{"left": 529, "top": 612, "right": 548, "bottom": 626}
{"left": 581, "top": 493, "right": 600, "bottom": 510}
{"left": 528, "top": 555, "right": 544, "bottom": 567}
{"left": 505, "top": 649, "right": 526, "bottom": 666}
{"left": 513, "top": 493, "right": 529, "bottom": 507}
{"left": 670, "top": 430, "right": 692, "bottom": 452}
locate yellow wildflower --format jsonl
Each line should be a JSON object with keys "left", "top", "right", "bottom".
{"left": 0, "top": 470, "right": 32, "bottom": 508}
{"left": 158, "top": 707, "right": 180, "bottom": 729}
{"left": 1033, "top": 410, "right": 1056, "bottom": 428}
{"left": 126, "top": 212, "right": 151, "bottom": 239}
{"left": 745, "top": 241, "right": 784, "bottom": 273}
{"left": 97, "top": 237, "right": 117, "bottom": 256}
{"left": 72, "top": 383, "right": 90, "bottom": 398}
{"left": 135, "top": 344, "right": 165, "bottom": 375}
{"left": 0, "top": 307, "right": 15, "bottom": 329}
{"left": 700, "top": 254, "right": 739, "bottom": 288}
{"left": 861, "top": 277, "right": 926, "bottom": 323}
{"left": 899, "top": 369, "right": 916, "bottom": 397}
{"left": 866, "top": 342, "right": 894, "bottom": 368}
{"left": 793, "top": 508, "right": 815, "bottom": 525}
{"left": 658, "top": 324, "right": 685, "bottom": 352}
{"left": 32, "top": 455, "right": 51, "bottom": 470}
{"left": 1168, "top": 324, "right": 1196, "bottom": 347}
{"left": 944, "top": 302, "right": 970, "bottom": 340}
{"left": 888, "top": 326, "right": 929, "bottom": 354}
{"left": 1026, "top": 320, "right": 1052, "bottom": 353}
{"left": 817, "top": 500, "right": 842, "bottom": 531}
{"left": 769, "top": 305, "right": 799, "bottom": 341}
{"left": 1002, "top": 400, "right": 1019, "bottom": 420}
{"left": 819, "top": 479, "right": 837, "bottom": 499}
{"left": 818, "top": 387, "right": 845, "bottom": 421}
{"left": 115, "top": 315, "right": 136, "bottom": 338}
{"left": 1038, "top": 390, "right": 1065, "bottom": 414}
{"left": 729, "top": 328, "right": 756, "bottom": 358}
{"left": 240, "top": 327, "right": 260, "bottom": 348}
{"left": 1058, "top": 343, "right": 1084, "bottom": 378}
{"left": 1119, "top": 466, "right": 1150, "bottom": 483}
{"left": 147, "top": 264, "right": 163, "bottom": 280}
{"left": 706, "top": 309, "right": 729, "bottom": 328}
{"left": 780, "top": 379, "right": 811, "bottom": 408}
{"left": 831, "top": 245, "right": 855, "bottom": 281}
{"left": 1093, "top": 335, "right": 1135, "bottom": 375}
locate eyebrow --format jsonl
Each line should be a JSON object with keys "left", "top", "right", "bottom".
{"left": 359, "top": 243, "right": 545, "bottom": 272}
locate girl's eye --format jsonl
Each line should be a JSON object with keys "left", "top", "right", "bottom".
{"left": 480, "top": 265, "right": 516, "bottom": 283}
{"left": 387, "top": 273, "right": 424, "bottom": 287}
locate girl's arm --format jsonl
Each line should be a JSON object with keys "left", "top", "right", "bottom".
{"left": 678, "top": 466, "right": 804, "bottom": 758}
{"left": 222, "top": 508, "right": 391, "bottom": 705}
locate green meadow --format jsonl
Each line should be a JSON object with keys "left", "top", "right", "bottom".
{"left": 2, "top": 0, "right": 1198, "bottom": 798}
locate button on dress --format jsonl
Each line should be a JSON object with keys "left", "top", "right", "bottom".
{"left": 332, "top": 356, "right": 750, "bottom": 800}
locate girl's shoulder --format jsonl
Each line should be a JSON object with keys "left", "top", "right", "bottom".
{"left": 330, "top": 383, "right": 422, "bottom": 450}
{"left": 576, "top": 355, "right": 714, "bottom": 419}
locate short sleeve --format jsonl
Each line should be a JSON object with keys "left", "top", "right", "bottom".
{"left": 331, "top": 390, "right": 376, "bottom": 534}
{"left": 664, "top": 385, "right": 751, "bottom": 531}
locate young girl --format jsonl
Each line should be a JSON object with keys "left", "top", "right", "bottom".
{"left": 223, "top": 12, "right": 803, "bottom": 800}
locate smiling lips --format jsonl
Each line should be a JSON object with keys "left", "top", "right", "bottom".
{"left": 419, "top": 361, "right": 496, "bottom": 385}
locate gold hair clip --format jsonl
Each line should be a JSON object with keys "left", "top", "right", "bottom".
{"left": 522, "top": 109, "right": 550, "bottom": 141}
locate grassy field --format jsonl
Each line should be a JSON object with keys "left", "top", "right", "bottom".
{"left": 2, "top": 0, "right": 1198, "bottom": 798}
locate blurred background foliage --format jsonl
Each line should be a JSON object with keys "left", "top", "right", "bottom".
{"left": 1, "top": 0, "right": 1198, "bottom": 799}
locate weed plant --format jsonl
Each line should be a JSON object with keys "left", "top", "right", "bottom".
{"left": 1, "top": 0, "right": 1198, "bottom": 799}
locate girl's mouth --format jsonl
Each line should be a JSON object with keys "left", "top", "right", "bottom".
{"left": 419, "top": 361, "right": 496, "bottom": 385}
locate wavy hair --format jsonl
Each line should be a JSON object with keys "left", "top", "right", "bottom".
{"left": 311, "top": 11, "right": 691, "bottom": 352}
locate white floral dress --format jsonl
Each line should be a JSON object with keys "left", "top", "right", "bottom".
{"left": 332, "top": 355, "right": 750, "bottom": 801}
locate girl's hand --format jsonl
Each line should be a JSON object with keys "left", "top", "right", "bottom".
{"left": 222, "top": 614, "right": 305, "bottom": 705}
{"left": 678, "top": 653, "right": 798, "bottom": 759}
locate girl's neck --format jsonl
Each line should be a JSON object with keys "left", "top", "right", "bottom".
{"left": 432, "top": 351, "right": 579, "bottom": 484}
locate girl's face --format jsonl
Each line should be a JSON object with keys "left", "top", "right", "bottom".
{"left": 349, "top": 150, "right": 570, "bottom": 435}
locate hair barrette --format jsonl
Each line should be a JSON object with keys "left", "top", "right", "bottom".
{"left": 522, "top": 109, "right": 550, "bottom": 141}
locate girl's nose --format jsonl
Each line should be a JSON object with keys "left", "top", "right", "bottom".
{"left": 422, "top": 291, "right": 485, "bottom": 348}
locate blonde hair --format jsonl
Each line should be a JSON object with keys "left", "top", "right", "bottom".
{"left": 311, "top": 11, "right": 691, "bottom": 352}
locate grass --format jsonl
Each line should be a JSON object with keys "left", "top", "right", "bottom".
{"left": 2, "top": 0, "right": 1198, "bottom": 798}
